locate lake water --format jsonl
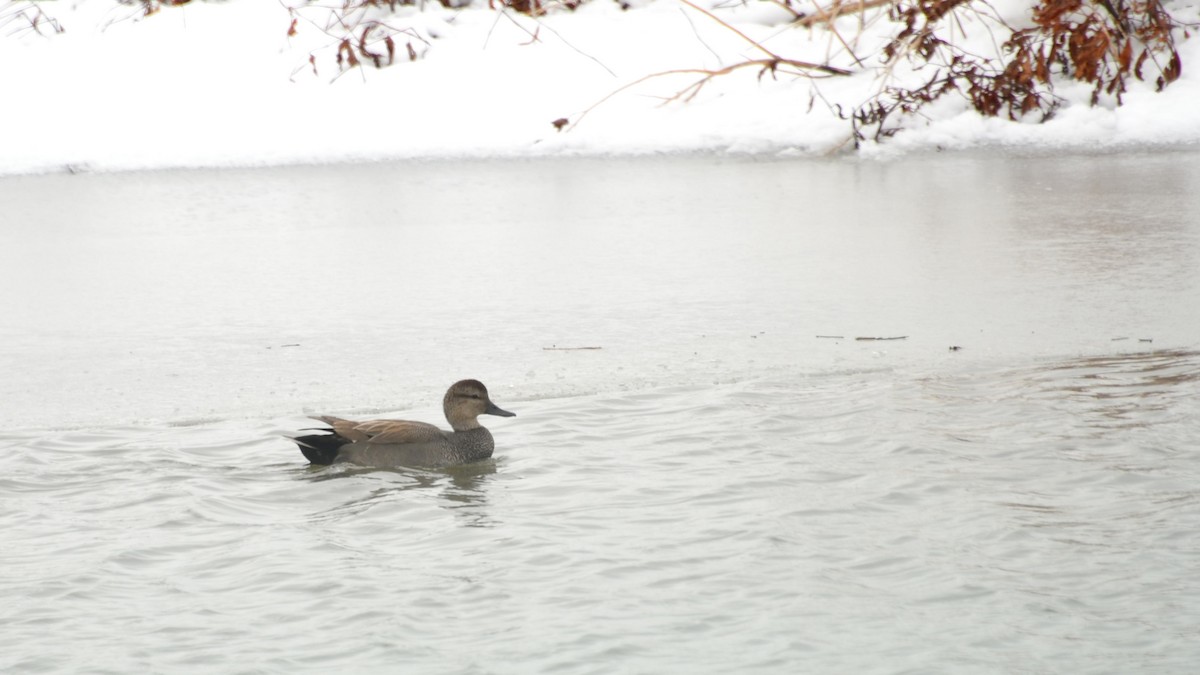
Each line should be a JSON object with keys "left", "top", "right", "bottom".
{"left": 2, "top": 152, "right": 1199, "bottom": 673}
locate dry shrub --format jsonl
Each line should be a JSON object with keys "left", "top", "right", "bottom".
{"left": 561, "top": 0, "right": 1188, "bottom": 146}
{"left": 850, "top": 0, "right": 1060, "bottom": 141}
{"left": 0, "top": 1, "right": 65, "bottom": 36}
{"left": 488, "top": 0, "right": 587, "bottom": 16}
{"left": 497, "top": 0, "right": 546, "bottom": 15}
{"left": 5, "top": 0, "right": 1192, "bottom": 146}
{"left": 848, "top": 0, "right": 1187, "bottom": 143}
{"left": 285, "top": 1, "right": 435, "bottom": 77}
{"left": 123, "top": 0, "right": 197, "bottom": 17}
{"left": 1026, "top": 0, "right": 1183, "bottom": 100}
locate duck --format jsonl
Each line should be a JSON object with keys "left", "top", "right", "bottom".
{"left": 292, "top": 379, "right": 515, "bottom": 468}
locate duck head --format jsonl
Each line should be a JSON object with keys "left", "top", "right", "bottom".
{"left": 444, "top": 379, "right": 516, "bottom": 430}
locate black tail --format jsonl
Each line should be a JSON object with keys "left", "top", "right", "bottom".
{"left": 293, "top": 432, "right": 349, "bottom": 465}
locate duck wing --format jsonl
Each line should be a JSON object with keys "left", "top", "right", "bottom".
{"left": 310, "top": 415, "right": 445, "bottom": 445}
{"left": 353, "top": 419, "right": 446, "bottom": 444}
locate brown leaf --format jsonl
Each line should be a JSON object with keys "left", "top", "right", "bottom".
{"left": 1035, "top": 48, "right": 1049, "bottom": 82}
{"left": 337, "top": 39, "right": 359, "bottom": 69}
{"left": 1164, "top": 52, "right": 1182, "bottom": 84}
{"left": 1134, "top": 48, "right": 1149, "bottom": 80}
{"left": 358, "top": 25, "right": 383, "bottom": 68}
{"left": 1118, "top": 39, "right": 1131, "bottom": 73}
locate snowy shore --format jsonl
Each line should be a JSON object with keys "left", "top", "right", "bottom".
{"left": 2, "top": 0, "right": 1199, "bottom": 175}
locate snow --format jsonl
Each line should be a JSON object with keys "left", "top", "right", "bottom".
{"left": 1, "top": 0, "right": 1199, "bottom": 175}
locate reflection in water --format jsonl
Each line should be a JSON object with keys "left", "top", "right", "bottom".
{"left": 921, "top": 348, "right": 1200, "bottom": 449}
{"left": 442, "top": 462, "right": 501, "bottom": 528}
{"left": 305, "top": 460, "right": 498, "bottom": 527}
{"left": 1026, "top": 349, "right": 1200, "bottom": 435}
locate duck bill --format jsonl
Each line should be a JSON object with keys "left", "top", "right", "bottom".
{"left": 485, "top": 401, "right": 516, "bottom": 417}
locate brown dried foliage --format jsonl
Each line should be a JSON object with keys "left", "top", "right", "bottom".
{"left": 329, "top": 22, "right": 416, "bottom": 72}
{"left": 489, "top": 0, "right": 585, "bottom": 16}
{"left": 7, "top": 0, "right": 1189, "bottom": 147}
{"left": 851, "top": 0, "right": 1055, "bottom": 141}
{"left": 496, "top": 0, "right": 545, "bottom": 15}
{"left": 851, "top": 0, "right": 1187, "bottom": 144}
{"left": 124, "top": 0, "right": 194, "bottom": 17}
{"left": 288, "top": 1, "right": 433, "bottom": 76}
{"left": 1024, "top": 0, "right": 1183, "bottom": 102}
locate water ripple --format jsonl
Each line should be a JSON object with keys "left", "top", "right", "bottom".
{"left": 3, "top": 354, "right": 1200, "bottom": 673}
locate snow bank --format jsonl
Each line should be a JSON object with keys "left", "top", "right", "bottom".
{"left": 1, "top": 0, "right": 1197, "bottom": 175}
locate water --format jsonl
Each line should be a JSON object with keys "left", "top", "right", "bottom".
{"left": 2, "top": 152, "right": 1199, "bottom": 673}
